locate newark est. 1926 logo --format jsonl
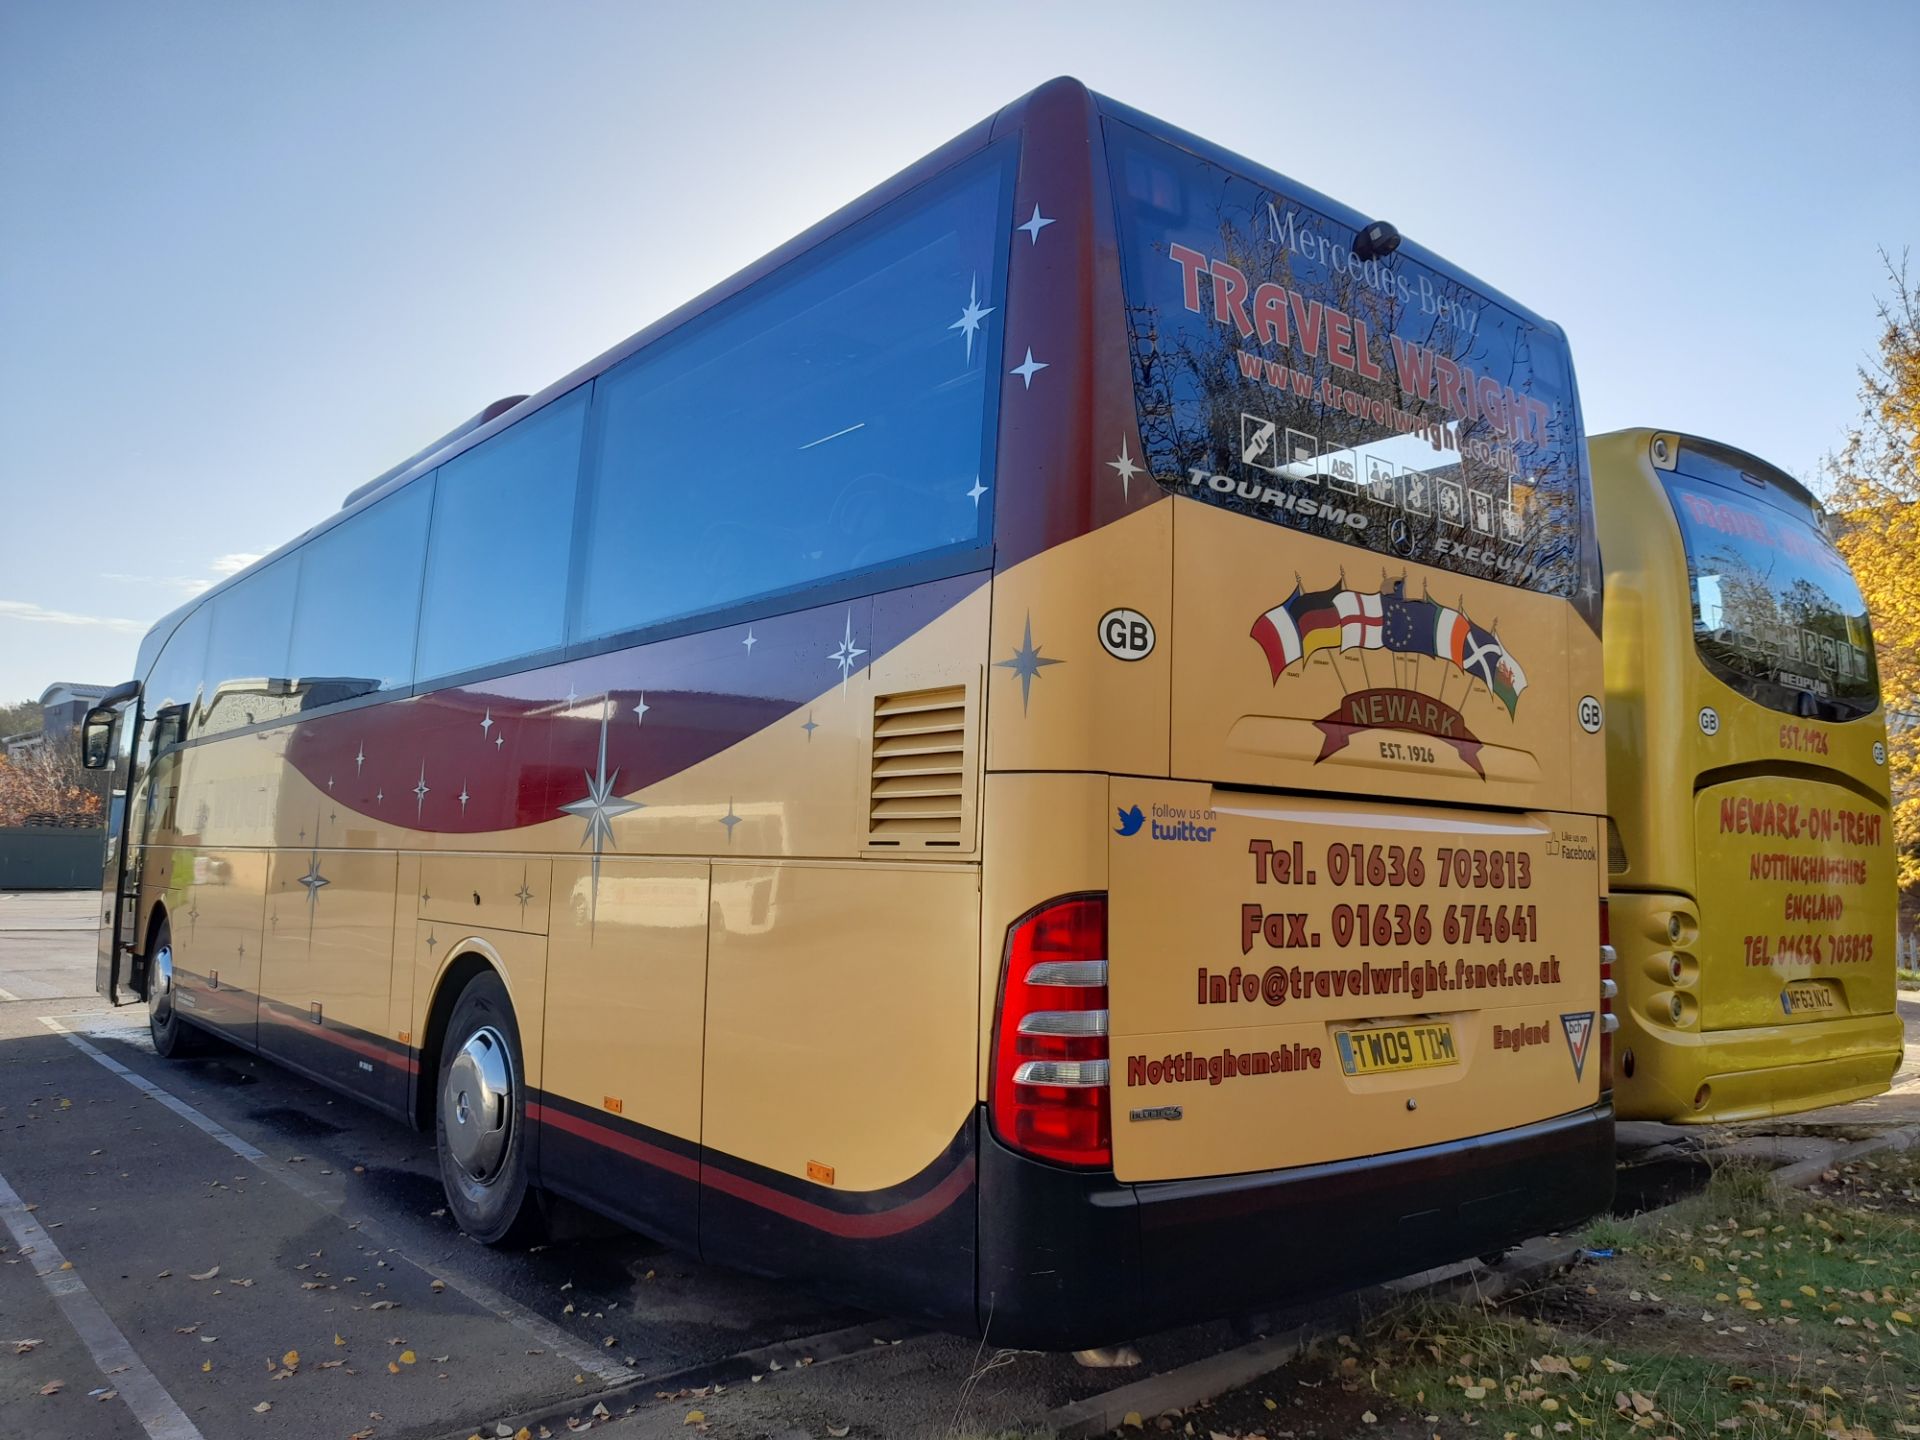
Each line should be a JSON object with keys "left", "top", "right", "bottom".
{"left": 1249, "top": 578, "right": 1528, "bottom": 777}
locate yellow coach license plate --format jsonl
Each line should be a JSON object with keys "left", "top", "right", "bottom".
{"left": 1336, "top": 1022, "right": 1459, "bottom": 1077}
{"left": 1784, "top": 982, "right": 1837, "bottom": 1014}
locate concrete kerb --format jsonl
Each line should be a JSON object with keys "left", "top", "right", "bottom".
{"left": 1045, "top": 1126, "right": 1920, "bottom": 1439}
{"left": 427, "top": 1318, "right": 919, "bottom": 1440}
{"left": 1768, "top": 1122, "right": 1920, "bottom": 1189}
{"left": 1045, "top": 1242, "right": 1582, "bottom": 1439}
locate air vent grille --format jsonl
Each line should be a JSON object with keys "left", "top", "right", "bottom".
{"left": 868, "top": 684, "right": 968, "bottom": 846}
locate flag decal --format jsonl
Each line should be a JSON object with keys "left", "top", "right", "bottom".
{"left": 1248, "top": 578, "right": 1530, "bottom": 718}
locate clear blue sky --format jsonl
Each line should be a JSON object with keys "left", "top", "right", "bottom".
{"left": 2, "top": 0, "right": 1915, "bottom": 705}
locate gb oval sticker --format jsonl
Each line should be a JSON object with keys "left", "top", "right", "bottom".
{"left": 1098, "top": 607, "right": 1156, "bottom": 662}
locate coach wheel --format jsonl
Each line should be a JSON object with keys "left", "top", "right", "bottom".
{"left": 434, "top": 968, "right": 543, "bottom": 1246}
{"left": 146, "top": 916, "right": 206, "bottom": 1058}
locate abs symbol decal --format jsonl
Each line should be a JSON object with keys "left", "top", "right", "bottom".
{"left": 1099, "top": 608, "right": 1156, "bottom": 661}
{"left": 1560, "top": 1012, "right": 1595, "bottom": 1081}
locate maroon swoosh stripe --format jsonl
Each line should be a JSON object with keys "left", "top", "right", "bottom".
{"left": 528, "top": 1101, "right": 973, "bottom": 1239}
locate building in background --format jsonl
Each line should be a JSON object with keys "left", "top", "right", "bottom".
{"left": 2, "top": 681, "right": 110, "bottom": 760}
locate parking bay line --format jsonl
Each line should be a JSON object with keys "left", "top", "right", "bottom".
{"left": 38, "top": 1015, "right": 632, "bottom": 1385}
{"left": 0, "top": 1165, "right": 207, "bottom": 1440}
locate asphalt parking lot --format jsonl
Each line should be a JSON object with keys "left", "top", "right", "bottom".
{"left": 4, "top": 890, "right": 1917, "bottom": 1440}
{"left": 0, "top": 893, "right": 1256, "bottom": 1439}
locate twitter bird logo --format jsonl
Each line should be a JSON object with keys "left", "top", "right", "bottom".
{"left": 1115, "top": 804, "right": 1146, "bottom": 837}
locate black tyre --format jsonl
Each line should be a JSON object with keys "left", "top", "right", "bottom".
{"left": 434, "top": 969, "right": 543, "bottom": 1246}
{"left": 146, "top": 916, "right": 208, "bottom": 1058}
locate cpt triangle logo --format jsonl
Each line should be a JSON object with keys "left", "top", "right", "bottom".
{"left": 1560, "top": 1011, "right": 1595, "bottom": 1081}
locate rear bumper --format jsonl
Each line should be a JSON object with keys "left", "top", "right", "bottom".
{"left": 1613, "top": 1011, "right": 1905, "bottom": 1124}
{"left": 976, "top": 1101, "right": 1614, "bottom": 1350}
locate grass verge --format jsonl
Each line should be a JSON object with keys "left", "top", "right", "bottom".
{"left": 1158, "top": 1151, "right": 1920, "bottom": 1439}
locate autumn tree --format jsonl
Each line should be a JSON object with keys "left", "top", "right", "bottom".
{"left": 0, "top": 745, "right": 106, "bottom": 828}
{"left": 1823, "top": 249, "right": 1920, "bottom": 902}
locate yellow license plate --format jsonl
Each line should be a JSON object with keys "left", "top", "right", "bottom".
{"left": 1336, "top": 1022, "right": 1459, "bottom": 1076}
{"left": 1784, "top": 983, "right": 1837, "bottom": 1014}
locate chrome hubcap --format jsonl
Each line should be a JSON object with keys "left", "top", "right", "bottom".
{"left": 443, "top": 1026, "right": 513, "bottom": 1182}
{"left": 148, "top": 944, "right": 174, "bottom": 1027}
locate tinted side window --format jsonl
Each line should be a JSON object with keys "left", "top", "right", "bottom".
{"left": 144, "top": 605, "right": 210, "bottom": 730}
{"left": 417, "top": 389, "right": 590, "bottom": 682}
{"left": 576, "top": 146, "right": 1011, "bottom": 642}
{"left": 200, "top": 559, "right": 298, "bottom": 734}
{"left": 289, "top": 478, "right": 434, "bottom": 707}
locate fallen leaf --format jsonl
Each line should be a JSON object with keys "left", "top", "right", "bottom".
{"left": 189, "top": 1266, "right": 220, "bottom": 1282}
{"left": 253, "top": 1401, "right": 271, "bottom": 1413}
{"left": 40, "top": 1380, "right": 64, "bottom": 1396}
{"left": 13, "top": 1339, "right": 44, "bottom": 1354}
{"left": 334, "top": 1334, "right": 346, "bottom": 1347}
{"left": 685, "top": 1411, "right": 706, "bottom": 1426}
{"left": 399, "top": 1350, "right": 416, "bottom": 1365}
{"left": 202, "top": 1361, "right": 212, "bottom": 1373}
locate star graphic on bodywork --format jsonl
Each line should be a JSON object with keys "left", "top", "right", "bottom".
{"left": 995, "top": 612, "right": 1063, "bottom": 713}
{"left": 559, "top": 697, "right": 644, "bottom": 922}
{"left": 948, "top": 274, "right": 994, "bottom": 363}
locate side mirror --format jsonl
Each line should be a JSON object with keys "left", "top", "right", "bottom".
{"left": 80, "top": 706, "right": 116, "bottom": 770}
